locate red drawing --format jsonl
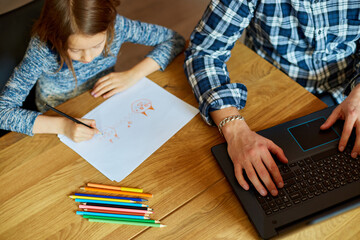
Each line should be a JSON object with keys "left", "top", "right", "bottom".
{"left": 131, "top": 99, "right": 154, "bottom": 116}
{"left": 98, "top": 127, "right": 120, "bottom": 143}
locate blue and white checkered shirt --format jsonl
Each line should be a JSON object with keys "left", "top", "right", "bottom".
{"left": 184, "top": 0, "right": 360, "bottom": 125}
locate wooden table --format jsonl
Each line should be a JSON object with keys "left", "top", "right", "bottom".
{"left": 1, "top": 43, "right": 359, "bottom": 239}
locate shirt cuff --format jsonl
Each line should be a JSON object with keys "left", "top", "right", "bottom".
{"left": 344, "top": 70, "right": 360, "bottom": 95}
{"left": 199, "top": 83, "right": 247, "bottom": 126}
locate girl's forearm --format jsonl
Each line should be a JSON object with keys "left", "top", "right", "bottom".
{"left": 128, "top": 57, "right": 160, "bottom": 80}
{"left": 32, "top": 115, "right": 69, "bottom": 135}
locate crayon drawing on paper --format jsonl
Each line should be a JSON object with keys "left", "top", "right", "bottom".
{"left": 59, "top": 77, "right": 199, "bottom": 182}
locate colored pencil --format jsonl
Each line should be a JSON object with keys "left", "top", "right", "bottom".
{"left": 74, "top": 198, "right": 147, "bottom": 207}
{"left": 82, "top": 202, "right": 151, "bottom": 211}
{"left": 87, "top": 218, "right": 166, "bottom": 227}
{"left": 84, "top": 208, "right": 149, "bottom": 216}
{"left": 87, "top": 183, "right": 143, "bottom": 193}
{"left": 69, "top": 195, "right": 135, "bottom": 203}
{"left": 82, "top": 215, "right": 159, "bottom": 223}
{"left": 79, "top": 204, "right": 152, "bottom": 214}
{"left": 76, "top": 211, "right": 149, "bottom": 219}
{"left": 46, "top": 104, "right": 97, "bottom": 131}
{"left": 80, "top": 187, "right": 153, "bottom": 198}
{"left": 74, "top": 193, "right": 147, "bottom": 202}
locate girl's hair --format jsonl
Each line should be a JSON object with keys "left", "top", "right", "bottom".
{"left": 32, "top": 0, "right": 120, "bottom": 82}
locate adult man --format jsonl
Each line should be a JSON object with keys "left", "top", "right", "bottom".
{"left": 184, "top": 0, "right": 360, "bottom": 197}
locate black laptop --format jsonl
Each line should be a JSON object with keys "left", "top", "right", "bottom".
{"left": 211, "top": 106, "right": 360, "bottom": 239}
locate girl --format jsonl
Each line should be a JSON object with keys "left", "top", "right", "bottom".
{"left": 0, "top": 0, "right": 185, "bottom": 142}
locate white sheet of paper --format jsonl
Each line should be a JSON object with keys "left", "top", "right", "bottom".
{"left": 59, "top": 77, "right": 199, "bottom": 181}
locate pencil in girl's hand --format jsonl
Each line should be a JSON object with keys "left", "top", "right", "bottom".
{"left": 45, "top": 103, "right": 101, "bottom": 134}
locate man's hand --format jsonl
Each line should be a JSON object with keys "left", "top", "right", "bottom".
{"left": 211, "top": 107, "right": 288, "bottom": 196}
{"left": 321, "top": 84, "right": 360, "bottom": 158}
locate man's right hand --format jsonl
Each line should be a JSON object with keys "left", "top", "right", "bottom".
{"left": 211, "top": 107, "right": 288, "bottom": 196}
{"left": 223, "top": 119, "right": 288, "bottom": 196}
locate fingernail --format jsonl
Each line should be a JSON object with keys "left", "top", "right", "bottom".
{"left": 271, "top": 190, "right": 278, "bottom": 196}
{"left": 351, "top": 152, "right": 358, "bottom": 158}
{"left": 278, "top": 182, "right": 284, "bottom": 188}
{"left": 339, "top": 146, "right": 344, "bottom": 152}
{"left": 260, "top": 189, "right": 267, "bottom": 196}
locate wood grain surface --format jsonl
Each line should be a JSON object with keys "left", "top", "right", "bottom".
{"left": 1, "top": 43, "right": 358, "bottom": 240}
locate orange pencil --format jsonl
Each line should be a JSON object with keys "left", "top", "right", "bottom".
{"left": 87, "top": 183, "right": 143, "bottom": 193}
{"left": 80, "top": 187, "right": 153, "bottom": 198}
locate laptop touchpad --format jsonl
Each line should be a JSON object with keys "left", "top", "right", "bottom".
{"left": 287, "top": 117, "right": 340, "bottom": 151}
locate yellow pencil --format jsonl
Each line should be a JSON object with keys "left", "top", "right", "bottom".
{"left": 80, "top": 187, "right": 153, "bottom": 198}
{"left": 69, "top": 195, "right": 136, "bottom": 203}
{"left": 87, "top": 183, "right": 143, "bottom": 193}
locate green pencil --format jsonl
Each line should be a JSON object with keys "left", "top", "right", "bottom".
{"left": 82, "top": 215, "right": 159, "bottom": 224}
{"left": 88, "top": 218, "right": 166, "bottom": 227}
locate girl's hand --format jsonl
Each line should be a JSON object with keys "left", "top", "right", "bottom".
{"left": 63, "top": 118, "right": 99, "bottom": 142}
{"left": 91, "top": 71, "right": 138, "bottom": 99}
{"left": 321, "top": 84, "right": 360, "bottom": 158}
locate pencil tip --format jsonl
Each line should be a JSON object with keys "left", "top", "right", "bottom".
{"left": 160, "top": 224, "right": 167, "bottom": 228}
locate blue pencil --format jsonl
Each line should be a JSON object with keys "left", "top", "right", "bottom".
{"left": 74, "top": 198, "right": 148, "bottom": 207}
{"left": 74, "top": 193, "right": 147, "bottom": 202}
{"left": 76, "top": 211, "right": 149, "bottom": 219}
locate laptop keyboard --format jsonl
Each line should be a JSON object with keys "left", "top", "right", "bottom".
{"left": 256, "top": 148, "right": 360, "bottom": 215}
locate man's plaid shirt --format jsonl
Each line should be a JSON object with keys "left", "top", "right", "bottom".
{"left": 184, "top": 0, "right": 360, "bottom": 125}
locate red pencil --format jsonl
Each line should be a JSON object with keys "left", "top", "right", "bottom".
{"left": 79, "top": 205, "right": 152, "bottom": 214}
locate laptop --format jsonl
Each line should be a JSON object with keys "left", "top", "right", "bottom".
{"left": 211, "top": 106, "right": 360, "bottom": 239}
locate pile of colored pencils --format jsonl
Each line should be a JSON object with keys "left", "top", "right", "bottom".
{"left": 71, "top": 183, "right": 165, "bottom": 227}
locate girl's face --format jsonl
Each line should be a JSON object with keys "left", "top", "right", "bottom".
{"left": 67, "top": 31, "right": 107, "bottom": 63}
